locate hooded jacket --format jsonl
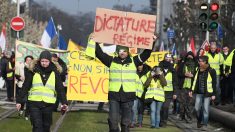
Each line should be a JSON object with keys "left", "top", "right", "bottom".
{"left": 177, "top": 51, "right": 197, "bottom": 89}
{"left": 16, "top": 60, "right": 67, "bottom": 105}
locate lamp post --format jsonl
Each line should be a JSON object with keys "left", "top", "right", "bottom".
{"left": 57, "top": 24, "right": 62, "bottom": 49}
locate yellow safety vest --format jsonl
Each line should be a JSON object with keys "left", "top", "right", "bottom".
{"left": 7, "top": 62, "right": 13, "bottom": 78}
{"left": 223, "top": 49, "right": 235, "bottom": 74}
{"left": 109, "top": 58, "right": 137, "bottom": 92}
{"left": 183, "top": 66, "right": 192, "bottom": 89}
{"left": 136, "top": 72, "right": 148, "bottom": 98}
{"left": 163, "top": 72, "right": 173, "bottom": 91}
{"left": 192, "top": 70, "right": 213, "bottom": 93}
{"left": 206, "top": 53, "right": 224, "bottom": 75}
{"left": 28, "top": 72, "right": 56, "bottom": 103}
{"left": 85, "top": 34, "right": 96, "bottom": 58}
{"left": 145, "top": 78, "right": 165, "bottom": 102}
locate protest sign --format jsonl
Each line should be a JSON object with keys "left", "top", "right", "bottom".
{"left": 93, "top": 8, "right": 156, "bottom": 49}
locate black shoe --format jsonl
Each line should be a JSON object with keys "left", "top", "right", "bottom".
{"left": 150, "top": 126, "right": 155, "bottom": 128}
{"left": 197, "top": 122, "right": 203, "bottom": 128}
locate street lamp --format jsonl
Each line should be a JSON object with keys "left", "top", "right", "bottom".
{"left": 57, "top": 24, "right": 62, "bottom": 49}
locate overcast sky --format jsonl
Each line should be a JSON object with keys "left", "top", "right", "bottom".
{"left": 34, "top": 0, "right": 149, "bottom": 15}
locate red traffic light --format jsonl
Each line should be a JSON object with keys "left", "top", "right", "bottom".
{"left": 210, "top": 3, "right": 219, "bottom": 11}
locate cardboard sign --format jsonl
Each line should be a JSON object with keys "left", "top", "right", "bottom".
{"left": 67, "top": 50, "right": 109, "bottom": 102}
{"left": 93, "top": 8, "right": 156, "bottom": 49}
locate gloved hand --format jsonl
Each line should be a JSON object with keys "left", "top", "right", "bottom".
{"left": 61, "top": 104, "right": 68, "bottom": 115}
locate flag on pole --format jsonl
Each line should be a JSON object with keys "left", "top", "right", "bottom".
{"left": 0, "top": 23, "right": 6, "bottom": 51}
{"left": 159, "top": 41, "right": 164, "bottom": 51}
{"left": 187, "top": 37, "right": 196, "bottom": 55}
{"left": 40, "top": 17, "right": 57, "bottom": 48}
{"left": 58, "top": 35, "right": 67, "bottom": 50}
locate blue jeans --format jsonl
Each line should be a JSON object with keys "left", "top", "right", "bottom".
{"left": 108, "top": 100, "right": 134, "bottom": 132}
{"left": 150, "top": 101, "right": 163, "bottom": 128}
{"left": 131, "top": 98, "right": 144, "bottom": 125}
{"left": 194, "top": 94, "right": 210, "bottom": 125}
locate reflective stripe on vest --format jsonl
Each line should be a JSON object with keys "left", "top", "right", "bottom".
{"left": 109, "top": 57, "right": 137, "bottom": 92}
{"left": 28, "top": 72, "right": 56, "bottom": 103}
{"left": 192, "top": 70, "right": 213, "bottom": 93}
{"left": 163, "top": 72, "right": 173, "bottom": 91}
{"left": 223, "top": 49, "right": 235, "bottom": 74}
{"left": 145, "top": 79, "right": 165, "bottom": 102}
{"left": 207, "top": 53, "right": 224, "bottom": 75}
{"left": 136, "top": 73, "right": 148, "bottom": 98}
{"left": 7, "top": 62, "right": 13, "bottom": 78}
{"left": 183, "top": 66, "right": 192, "bottom": 89}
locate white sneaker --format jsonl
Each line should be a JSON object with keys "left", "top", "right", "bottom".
{"left": 19, "top": 111, "right": 24, "bottom": 116}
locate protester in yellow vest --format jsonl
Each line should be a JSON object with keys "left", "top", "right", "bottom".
{"left": 177, "top": 51, "right": 196, "bottom": 123}
{"left": 144, "top": 66, "right": 167, "bottom": 128}
{"left": 206, "top": 42, "right": 224, "bottom": 105}
{"left": 158, "top": 53, "right": 178, "bottom": 127}
{"left": 221, "top": 45, "right": 233, "bottom": 105}
{"left": 189, "top": 56, "right": 216, "bottom": 130}
{"left": 16, "top": 51, "right": 68, "bottom": 132}
{"left": 130, "top": 64, "right": 151, "bottom": 128}
{"left": 5, "top": 51, "right": 15, "bottom": 102}
{"left": 95, "top": 34, "right": 158, "bottom": 131}
{"left": 15, "top": 55, "right": 34, "bottom": 119}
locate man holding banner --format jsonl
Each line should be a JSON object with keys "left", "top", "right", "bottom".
{"left": 94, "top": 36, "right": 158, "bottom": 131}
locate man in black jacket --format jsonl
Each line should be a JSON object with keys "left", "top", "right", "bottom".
{"left": 189, "top": 56, "right": 216, "bottom": 130}
{"left": 16, "top": 51, "right": 67, "bottom": 132}
{"left": 95, "top": 36, "right": 157, "bottom": 132}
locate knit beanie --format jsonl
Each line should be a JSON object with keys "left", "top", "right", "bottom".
{"left": 39, "top": 50, "right": 52, "bottom": 61}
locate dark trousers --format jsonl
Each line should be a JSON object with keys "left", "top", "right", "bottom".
{"left": 98, "top": 102, "right": 104, "bottom": 110}
{"left": 178, "top": 89, "right": 193, "bottom": 119}
{"left": 29, "top": 102, "right": 54, "bottom": 132}
{"left": 108, "top": 100, "right": 133, "bottom": 132}
{"left": 6, "top": 79, "right": 14, "bottom": 99}
{"left": 160, "top": 98, "right": 172, "bottom": 125}
{"left": 221, "top": 76, "right": 232, "bottom": 103}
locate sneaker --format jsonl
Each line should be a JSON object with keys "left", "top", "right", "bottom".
{"left": 138, "top": 124, "right": 142, "bottom": 128}
{"left": 201, "top": 125, "right": 207, "bottom": 131}
{"left": 25, "top": 117, "right": 29, "bottom": 120}
{"left": 19, "top": 110, "right": 24, "bottom": 117}
{"left": 150, "top": 126, "right": 155, "bottom": 128}
{"left": 130, "top": 123, "right": 135, "bottom": 128}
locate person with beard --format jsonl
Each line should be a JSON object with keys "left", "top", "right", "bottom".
{"left": 159, "top": 53, "right": 178, "bottom": 127}
{"left": 130, "top": 64, "right": 151, "bottom": 128}
{"left": 177, "top": 51, "right": 197, "bottom": 123}
{"left": 189, "top": 56, "right": 216, "bottom": 130}
{"left": 16, "top": 51, "right": 68, "bottom": 132}
{"left": 221, "top": 45, "right": 232, "bottom": 105}
{"left": 206, "top": 42, "right": 224, "bottom": 105}
{"left": 95, "top": 35, "right": 158, "bottom": 132}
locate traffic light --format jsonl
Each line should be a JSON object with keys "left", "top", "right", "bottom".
{"left": 199, "top": 3, "right": 208, "bottom": 31}
{"left": 208, "top": 2, "right": 219, "bottom": 31}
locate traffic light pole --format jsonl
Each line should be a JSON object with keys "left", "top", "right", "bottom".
{"left": 206, "top": 0, "right": 211, "bottom": 42}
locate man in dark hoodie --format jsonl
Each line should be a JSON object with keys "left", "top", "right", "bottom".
{"left": 189, "top": 56, "right": 216, "bottom": 130}
{"left": 159, "top": 53, "right": 178, "bottom": 127}
{"left": 95, "top": 35, "right": 157, "bottom": 132}
{"left": 16, "top": 51, "right": 68, "bottom": 132}
{"left": 177, "top": 51, "right": 197, "bottom": 123}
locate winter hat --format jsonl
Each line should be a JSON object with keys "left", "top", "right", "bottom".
{"left": 116, "top": 45, "right": 129, "bottom": 53}
{"left": 39, "top": 50, "right": 52, "bottom": 61}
